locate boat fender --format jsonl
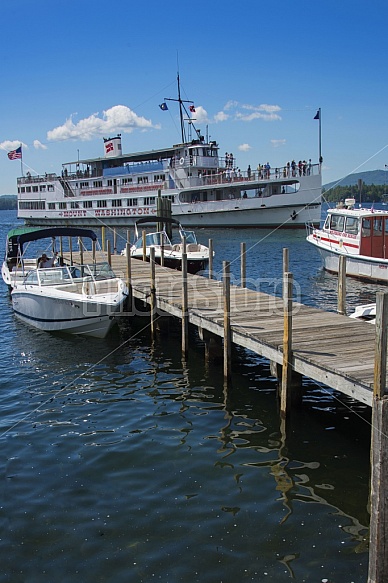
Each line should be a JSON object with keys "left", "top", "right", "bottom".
{"left": 82, "top": 280, "right": 96, "bottom": 296}
{"left": 179, "top": 157, "right": 185, "bottom": 165}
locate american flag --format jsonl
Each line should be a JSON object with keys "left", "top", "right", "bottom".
{"left": 8, "top": 146, "right": 22, "bottom": 160}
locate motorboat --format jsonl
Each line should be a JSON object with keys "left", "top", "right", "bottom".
{"left": 123, "top": 216, "right": 212, "bottom": 273}
{"left": 306, "top": 198, "right": 388, "bottom": 283}
{"left": 2, "top": 226, "right": 98, "bottom": 289}
{"left": 349, "top": 303, "right": 376, "bottom": 323}
{"left": 9, "top": 227, "right": 128, "bottom": 338}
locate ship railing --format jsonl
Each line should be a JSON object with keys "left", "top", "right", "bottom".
{"left": 17, "top": 173, "right": 58, "bottom": 185}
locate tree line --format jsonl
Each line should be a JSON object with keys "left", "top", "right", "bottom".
{"left": 0, "top": 196, "right": 17, "bottom": 210}
{"left": 323, "top": 184, "right": 388, "bottom": 203}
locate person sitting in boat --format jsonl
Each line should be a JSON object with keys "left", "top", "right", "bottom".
{"left": 38, "top": 252, "right": 57, "bottom": 268}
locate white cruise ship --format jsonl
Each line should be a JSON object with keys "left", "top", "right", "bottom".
{"left": 17, "top": 85, "right": 321, "bottom": 229}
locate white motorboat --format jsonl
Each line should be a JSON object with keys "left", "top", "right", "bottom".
{"left": 15, "top": 76, "right": 321, "bottom": 230}
{"left": 2, "top": 226, "right": 98, "bottom": 289}
{"left": 306, "top": 198, "right": 388, "bottom": 283}
{"left": 9, "top": 228, "right": 128, "bottom": 338}
{"left": 11, "top": 263, "right": 128, "bottom": 338}
{"left": 349, "top": 303, "right": 376, "bottom": 323}
{"left": 123, "top": 216, "right": 211, "bottom": 274}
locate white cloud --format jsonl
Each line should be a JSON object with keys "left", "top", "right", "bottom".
{"left": 214, "top": 111, "right": 229, "bottom": 123}
{"left": 236, "top": 109, "right": 282, "bottom": 122}
{"left": 0, "top": 140, "right": 26, "bottom": 151}
{"left": 34, "top": 140, "right": 47, "bottom": 150}
{"left": 238, "top": 143, "right": 252, "bottom": 152}
{"left": 271, "top": 139, "right": 286, "bottom": 148}
{"left": 224, "top": 100, "right": 239, "bottom": 110}
{"left": 218, "top": 100, "right": 281, "bottom": 122}
{"left": 47, "top": 105, "right": 156, "bottom": 142}
{"left": 190, "top": 105, "right": 209, "bottom": 125}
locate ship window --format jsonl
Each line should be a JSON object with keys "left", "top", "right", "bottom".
{"left": 70, "top": 202, "right": 79, "bottom": 209}
{"left": 47, "top": 185, "right": 54, "bottom": 192}
{"left": 97, "top": 200, "right": 107, "bottom": 208}
{"left": 373, "top": 218, "right": 383, "bottom": 236}
{"left": 344, "top": 217, "right": 359, "bottom": 235}
{"left": 26, "top": 187, "right": 31, "bottom": 193}
{"left": 59, "top": 202, "right": 67, "bottom": 210}
{"left": 127, "top": 198, "right": 138, "bottom": 206}
{"left": 83, "top": 200, "right": 93, "bottom": 209}
{"left": 80, "top": 181, "right": 89, "bottom": 188}
{"left": 32, "top": 186, "right": 38, "bottom": 193}
{"left": 362, "top": 218, "right": 371, "bottom": 237}
{"left": 330, "top": 214, "right": 344, "bottom": 232}
{"left": 111, "top": 199, "right": 122, "bottom": 207}
{"left": 48, "top": 203, "right": 55, "bottom": 210}
{"left": 20, "top": 187, "right": 25, "bottom": 193}
{"left": 40, "top": 185, "right": 46, "bottom": 192}
{"left": 93, "top": 180, "right": 103, "bottom": 188}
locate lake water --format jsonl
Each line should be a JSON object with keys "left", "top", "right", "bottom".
{"left": 0, "top": 208, "right": 379, "bottom": 582}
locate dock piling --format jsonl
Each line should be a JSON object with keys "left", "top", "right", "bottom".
{"left": 223, "top": 261, "right": 231, "bottom": 382}
{"left": 107, "top": 239, "right": 111, "bottom": 266}
{"left": 208, "top": 239, "right": 213, "bottom": 279}
{"left": 150, "top": 246, "right": 156, "bottom": 338}
{"left": 369, "top": 296, "right": 388, "bottom": 583}
{"left": 280, "top": 272, "right": 293, "bottom": 416}
{"left": 182, "top": 252, "right": 189, "bottom": 358}
{"left": 240, "top": 242, "right": 246, "bottom": 288}
{"left": 338, "top": 255, "right": 347, "bottom": 315}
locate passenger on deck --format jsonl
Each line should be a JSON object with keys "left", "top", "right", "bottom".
{"left": 38, "top": 252, "right": 57, "bottom": 268}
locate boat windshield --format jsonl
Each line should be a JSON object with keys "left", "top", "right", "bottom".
{"left": 180, "top": 229, "right": 197, "bottom": 244}
{"left": 134, "top": 231, "right": 171, "bottom": 249}
{"left": 24, "top": 262, "right": 116, "bottom": 286}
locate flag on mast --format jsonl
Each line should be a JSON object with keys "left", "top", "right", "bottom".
{"left": 8, "top": 146, "right": 22, "bottom": 160}
{"left": 314, "top": 110, "right": 320, "bottom": 120}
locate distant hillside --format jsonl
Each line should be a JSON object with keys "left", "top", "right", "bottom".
{"left": 324, "top": 169, "right": 388, "bottom": 190}
{"left": 0, "top": 195, "right": 17, "bottom": 210}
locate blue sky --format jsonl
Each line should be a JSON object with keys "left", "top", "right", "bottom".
{"left": 1, "top": 0, "right": 387, "bottom": 194}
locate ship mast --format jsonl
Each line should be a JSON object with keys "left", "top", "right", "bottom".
{"left": 164, "top": 73, "right": 200, "bottom": 143}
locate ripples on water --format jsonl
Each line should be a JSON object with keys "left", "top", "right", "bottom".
{"left": 0, "top": 210, "right": 374, "bottom": 582}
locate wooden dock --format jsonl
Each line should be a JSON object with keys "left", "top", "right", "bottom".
{"left": 109, "top": 254, "right": 380, "bottom": 407}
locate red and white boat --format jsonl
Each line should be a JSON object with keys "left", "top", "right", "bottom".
{"left": 306, "top": 198, "right": 388, "bottom": 283}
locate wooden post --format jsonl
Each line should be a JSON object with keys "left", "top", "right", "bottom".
{"left": 92, "top": 240, "right": 96, "bottom": 263}
{"left": 338, "top": 255, "right": 346, "bottom": 315}
{"left": 126, "top": 229, "right": 131, "bottom": 246}
{"left": 240, "top": 242, "right": 246, "bottom": 288}
{"left": 113, "top": 228, "right": 117, "bottom": 255}
{"left": 160, "top": 238, "right": 164, "bottom": 267}
{"left": 142, "top": 229, "right": 147, "bottom": 261}
{"left": 78, "top": 237, "right": 84, "bottom": 266}
{"left": 283, "top": 247, "right": 289, "bottom": 274}
{"left": 125, "top": 242, "right": 132, "bottom": 311}
{"left": 208, "top": 238, "right": 213, "bottom": 279}
{"left": 59, "top": 237, "right": 63, "bottom": 256}
{"left": 223, "top": 260, "right": 231, "bottom": 382}
{"left": 368, "top": 396, "right": 388, "bottom": 583}
{"left": 150, "top": 246, "right": 156, "bottom": 338}
{"left": 69, "top": 236, "right": 73, "bottom": 265}
{"left": 101, "top": 226, "right": 106, "bottom": 252}
{"left": 182, "top": 251, "right": 189, "bottom": 358}
{"left": 369, "top": 295, "right": 388, "bottom": 583}
{"left": 157, "top": 190, "right": 162, "bottom": 233}
{"left": 373, "top": 292, "right": 388, "bottom": 398}
{"left": 107, "top": 239, "right": 111, "bottom": 266}
{"left": 280, "top": 272, "right": 293, "bottom": 416}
